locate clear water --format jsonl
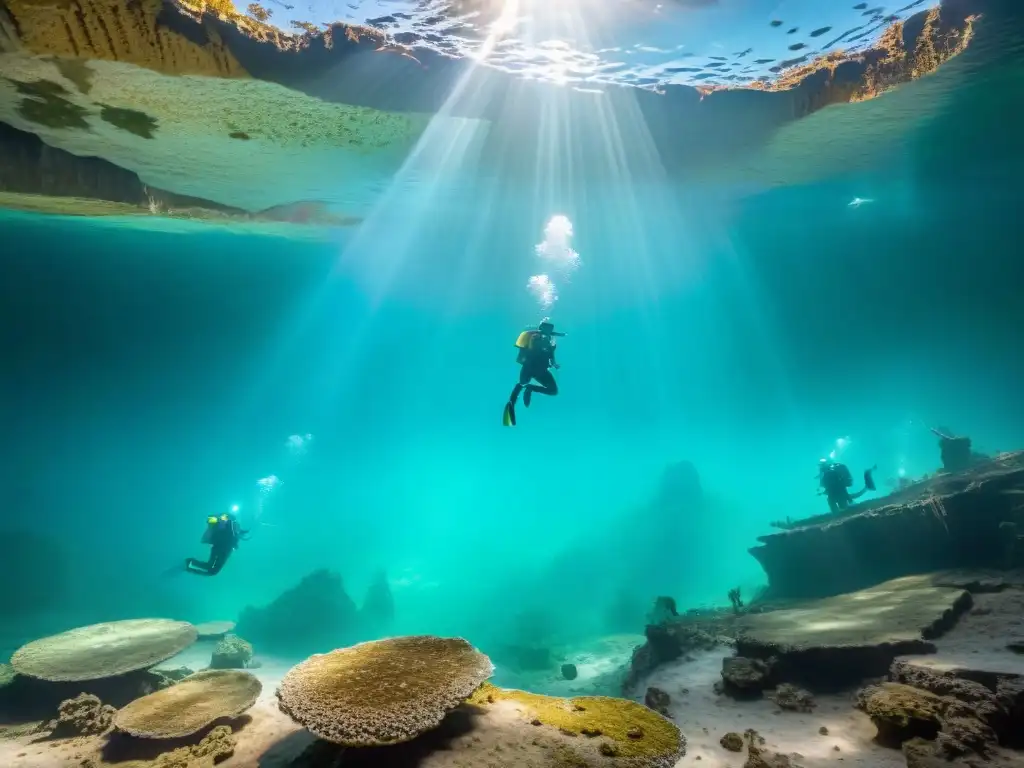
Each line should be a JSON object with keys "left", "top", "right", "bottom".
{"left": 1, "top": 0, "right": 1023, "bottom": 696}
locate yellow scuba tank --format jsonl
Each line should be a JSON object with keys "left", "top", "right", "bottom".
{"left": 515, "top": 331, "right": 533, "bottom": 349}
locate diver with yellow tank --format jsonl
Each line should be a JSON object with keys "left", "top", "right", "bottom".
{"left": 502, "top": 319, "right": 564, "bottom": 427}
{"left": 183, "top": 507, "right": 250, "bottom": 576}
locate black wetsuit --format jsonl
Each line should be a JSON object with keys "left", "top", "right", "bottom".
{"left": 509, "top": 332, "right": 559, "bottom": 408}
{"left": 820, "top": 463, "right": 874, "bottom": 514}
{"left": 186, "top": 519, "right": 246, "bottom": 576}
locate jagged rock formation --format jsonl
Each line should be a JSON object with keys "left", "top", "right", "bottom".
{"left": 358, "top": 570, "right": 395, "bottom": 637}
{"left": 751, "top": 452, "right": 1024, "bottom": 600}
{"left": 0, "top": 0, "right": 993, "bottom": 215}
{"left": 234, "top": 569, "right": 359, "bottom": 657}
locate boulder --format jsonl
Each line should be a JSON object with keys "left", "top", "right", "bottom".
{"left": 235, "top": 569, "right": 359, "bottom": 657}
{"left": 721, "top": 657, "right": 772, "bottom": 698}
{"left": 209, "top": 634, "right": 253, "bottom": 670}
{"left": 50, "top": 693, "right": 115, "bottom": 737}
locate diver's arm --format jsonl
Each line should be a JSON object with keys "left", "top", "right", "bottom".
{"left": 550, "top": 348, "right": 559, "bottom": 369}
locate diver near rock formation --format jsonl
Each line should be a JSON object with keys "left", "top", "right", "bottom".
{"left": 502, "top": 319, "right": 563, "bottom": 427}
{"left": 818, "top": 459, "right": 877, "bottom": 514}
{"left": 184, "top": 510, "right": 250, "bottom": 576}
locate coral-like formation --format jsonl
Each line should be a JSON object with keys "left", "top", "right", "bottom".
{"left": 113, "top": 670, "right": 261, "bottom": 738}
{"left": 770, "top": 683, "right": 814, "bottom": 712}
{"left": 152, "top": 724, "right": 235, "bottom": 767}
{"left": 468, "top": 682, "right": 685, "bottom": 766}
{"left": 720, "top": 731, "right": 743, "bottom": 751}
{"left": 276, "top": 635, "right": 493, "bottom": 746}
{"left": 50, "top": 693, "right": 115, "bottom": 737}
{"left": 721, "top": 657, "right": 773, "bottom": 697}
{"left": 10, "top": 619, "right": 198, "bottom": 682}
{"left": 209, "top": 634, "right": 253, "bottom": 670}
{"left": 236, "top": 569, "right": 359, "bottom": 656}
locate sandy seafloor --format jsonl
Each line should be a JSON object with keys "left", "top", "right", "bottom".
{"left": 0, "top": 635, "right": 899, "bottom": 768}
{"left": 2, "top": 590, "right": 1023, "bottom": 767}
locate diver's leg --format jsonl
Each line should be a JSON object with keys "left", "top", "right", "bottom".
{"left": 509, "top": 367, "right": 531, "bottom": 405}
{"left": 828, "top": 497, "right": 840, "bottom": 515}
{"left": 185, "top": 557, "right": 215, "bottom": 575}
{"left": 524, "top": 369, "right": 558, "bottom": 407}
{"left": 207, "top": 548, "right": 231, "bottom": 576}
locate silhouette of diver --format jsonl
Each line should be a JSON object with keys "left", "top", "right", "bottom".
{"left": 184, "top": 511, "right": 249, "bottom": 576}
{"left": 502, "top": 319, "right": 563, "bottom": 427}
{"left": 818, "top": 459, "right": 877, "bottom": 514}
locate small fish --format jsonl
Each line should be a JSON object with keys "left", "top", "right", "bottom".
{"left": 848, "top": 197, "right": 874, "bottom": 208}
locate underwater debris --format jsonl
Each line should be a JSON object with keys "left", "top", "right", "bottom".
{"left": 10, "top": 619, "right": 198, "bottom": 682}
{"left": 113, "top": 669, "right": 261, "bottom": 738}
{"left": 276, "top": 635, "right": 493, "bottom": 745}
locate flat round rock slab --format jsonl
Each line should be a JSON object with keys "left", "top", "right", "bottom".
{"left": 114, "top": 669, "right": 262, "bottom": 738}
{"left": 11, "top": 619, "right": 198, "bottom": 682}
{"left": 194, "top": 621, "right": 236, "bottom": 639}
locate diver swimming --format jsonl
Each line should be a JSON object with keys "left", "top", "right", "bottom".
{"left": 818, "top": 458, "right": 877, "bottom": 514}
{"left": 502, "top": 319, "right": 563, "bottom": 427}
{"left": 183, "top": 508, "right": 250, "bottom": 577}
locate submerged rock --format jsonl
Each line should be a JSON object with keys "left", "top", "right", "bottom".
{"left": 770, "top": 683, "right": 814, "bottom": 712}
{"left": 50, "top": 693, "right": 115, "bottom": 737}
{"left": 721, "top": 657, "right": 773, "bottom": 697}
{"left": 209, "top": 634, "right": 253, "bottom": 670}
{"left": 235, "top": 569, "right": 359, "bottom": 657}
{"left": 358, "top": 570, "right": 394, "bottom": 636}
{"left": 720, "top": 732, "right": 743, "bottom": 751}
{"left": 750, "top": 452, "right": 1024, "bottom": 599}
{"left": 644, "top": 687, "right": 671, "bottom": 716}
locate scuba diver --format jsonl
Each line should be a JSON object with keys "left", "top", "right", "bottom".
{"left": 184, "top": 509, "right": 250, "bottom": 576}
{"left": 502, "top": 319, "right": 564, "bottom": 427}
{"left": 818, "top": 459, "right": 877, "bottom": 514}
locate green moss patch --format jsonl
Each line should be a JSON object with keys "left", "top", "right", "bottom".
{"left": 7, "top": 78, "right": 90, "bottom": 130}
{"left": 99, "top": 104, "right": 158, "bottom": 138}
{"left": 469, "top": 683, "right": 683, "bottom": 761}
{"left": 51, "top": 57, "right": 95, "bottom": 94}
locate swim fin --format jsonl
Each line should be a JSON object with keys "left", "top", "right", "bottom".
{"left": 502, "top": 401, "right": 516, "bottom": 427}
{"left": 864, "top": 465, "right": 877, "bottom": 492}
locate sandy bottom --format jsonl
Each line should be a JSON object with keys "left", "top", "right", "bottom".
{"left": 635, "top": 650, "right": 905, "bottom": 768}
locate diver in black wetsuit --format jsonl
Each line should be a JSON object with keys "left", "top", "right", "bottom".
{"left": 818, "top": 459, "right": 877, "bottom": 514}
{"left": 503, "top": 320, "right": 563, "bottom": 427}
{"left": 185, "top": 512, "right": 249, "bottom": 576}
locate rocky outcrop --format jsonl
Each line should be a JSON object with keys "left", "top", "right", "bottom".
{"left": 750, "top": 452, "right": 1024, "bottom": 600}
{"left": 49, "top": 693, "right": 115, "bottom": 737}
{"left": 624, "top": 620, "right": 721, "bottom": 691}
{"left": 358, "top": 570, "right": 394, "bottom": 637}
{"left": 235, "top": 569, "right": 359, "bottom": 657}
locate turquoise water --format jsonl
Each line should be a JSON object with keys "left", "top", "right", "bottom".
{"left": 2, "top": 7, "right": 1024, "bottom": 690}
